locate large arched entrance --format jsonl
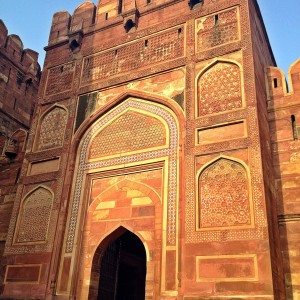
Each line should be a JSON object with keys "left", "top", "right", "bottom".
{"left": 56, "top": 94, "right": 183, "bottom": 298}
{"left": 89, "top": 228, "right": 146, "bottom": 300}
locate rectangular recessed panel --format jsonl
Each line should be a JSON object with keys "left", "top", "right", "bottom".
{"left": 197, "top": 121, "right": 246, "bottom": 144}
{"left": 196, "top": 255, "right": 257, "bottom": 282}
{"left": 5, "top": 264, "right": 41, "bottom": 283}
{"left": 28, "top": 158, "right": 60, "bottom": 175}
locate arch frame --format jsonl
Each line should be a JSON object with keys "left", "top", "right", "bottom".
{"left": 12, "top": 185, "right": 54, "bottom": 245}
{"left": 55, "top": 92, "right": 183, "bottom": 298}
{"left": 195, "top": 155, "right": 255, "bottom": 232}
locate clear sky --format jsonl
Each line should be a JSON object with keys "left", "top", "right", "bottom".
{"left": 0, "top": 0, "right": 299, "bottom": 74}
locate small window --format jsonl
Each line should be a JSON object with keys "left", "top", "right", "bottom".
{"left": 118, "top": 0, "right": 123, "bottom": 14}
{"left": 69, "top": 39, "right": 80, "bottom": 51}
{"left": 188, "top": 0, "right": 203, "bottom": 9}
{"left": 273, "top": 78, "right": 278, "bottom": 88}
{"left": 16, "top": 72, "right": 24, "bottom": 86}
{"left": 105, "top": 12, "right": 108, "bottom": 20}
{"left": 124, "top": 19, "right": 135, "bottom": 32}
{"left": 291, "top": 115, "right": 298, "bottom": 140}
{"left": 178, "top": 28, "right": 182, "bottom": 38}
{"left": 144, "top": 40, "right": 148, "bottom": 47}
{"left": 214, "top": 14, "right": 219, "bottom": 25}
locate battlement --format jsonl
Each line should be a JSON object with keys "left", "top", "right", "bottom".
{"left": 47, "top": 0, "right": 199, "bottom": 46}
{"left": 267, "top": 59, "right": 300, "bottom": 102}
{"left": 0, "top": 20, "right": 40, "bottom": 78}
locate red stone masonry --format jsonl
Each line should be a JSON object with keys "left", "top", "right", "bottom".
{"left": 268, "top": 59, "right": 300, "bottom": 299}
{"left": 0, "top": 0, "right": 298, "bottom": 299}
{"left": 0, "top": 19, "right": 40, "bottom": 294}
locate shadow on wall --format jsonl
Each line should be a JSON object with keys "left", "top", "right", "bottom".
{"left": 267, "top": 58, "right": 300, "bottom": 299}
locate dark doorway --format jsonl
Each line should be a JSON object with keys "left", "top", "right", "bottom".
{"left": 97, "top": 230, "right": 146, "bottom": 300}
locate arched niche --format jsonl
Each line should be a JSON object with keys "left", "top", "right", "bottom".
{"left": 196, "top": 59, "right": 243, "bottom": 117}
{"left": 34, "top": 105, "right": 68, "bottom": 151}
{"left": 197, "top": 156, "right": 254, "bottom": 231}
{"left": 14, "top": 186, "right": 53, "bottom": 244}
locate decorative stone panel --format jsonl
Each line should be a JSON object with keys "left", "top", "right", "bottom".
{"left": 197, "top": 61, "right": 242, "bottom": 116}
{"left": 81, "top": 25, "right": 184, "bottom": 86}
{"left": 88, "top": 110, "right": 167, "bottom": 160}
{"left": 45, "top": 62, "right": 75, "bottom": 96}
{"left": 198, "top": 158, "right": 252, "bottom": 230}
{"left": 196, "top": 7, "right": 239, "bottom": 52}
{"left": 15, "top": 186, "right": 53, "bottom": 243}
{"left": 35, "top": 106, "right": 68, "bottom": 151}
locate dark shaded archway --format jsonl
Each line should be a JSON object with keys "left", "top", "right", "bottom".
{"left": 89, "top": 228, "right": 146, "bottom": 300}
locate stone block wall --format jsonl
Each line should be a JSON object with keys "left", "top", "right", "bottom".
{"left": 0, "top": 0, "right": 295, "bottom": 299}
{"left": 0, "top": 19, "right": 40, "bottom": 293}
{"left": 268, "top": 59, "right": 300, "bottom": 299}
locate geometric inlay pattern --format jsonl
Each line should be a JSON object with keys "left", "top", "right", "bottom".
{"left": 16, "top": 187, "right": 53, "bottom": 243}
{"left": 198, "top": 62, "right": 242, "bottom": 116}
{"left": 199, "top": 158, "right": 251, "bottom": 229}
{"left": 89, "top": 110, "right": 167, "bottom": 159}
{"left": 45, "top": 62, "right": 75, "bottom": 96}
{"left": 81, "top": 26, "right": 184, "bottom": 85}
{"left": 36, "top": 106, "right": 68, "bottom": 151}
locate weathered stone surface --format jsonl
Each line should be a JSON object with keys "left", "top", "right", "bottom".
{"left": 0, "top": 1, "right": 299, "bottom": 299}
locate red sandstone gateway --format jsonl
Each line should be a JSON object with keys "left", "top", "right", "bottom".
{"left": 0, "top": 0, "right": 299, "bottom": 299}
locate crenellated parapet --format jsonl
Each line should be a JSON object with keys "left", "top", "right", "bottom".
{"left": 267, "top": 59, "right": 300, "bottom": 102}
{"left": 47, "top": 0, "right": 204, "bottom": 47}
{"left": 0, "top": 20, "right": 40, "bottom": 79}
{"left": 0, "top": 19, "right": 40, "bottom": 154}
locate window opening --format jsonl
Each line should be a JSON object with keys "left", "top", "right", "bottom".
{"left": 291, "top": 115, "right": 298, "bottom": 140}
{"left": 118, "top": 0, "right": 123, "bottom": 14}
{"left": 214, "top": 14, "right": 219, "bottom": 25}
{"left": 188, "top": 0, "right": 203, "bottom": 9}
{"left": 178, "top": 28, "right": 182, "bottom": 38}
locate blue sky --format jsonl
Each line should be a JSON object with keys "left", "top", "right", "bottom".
{"left": 0, "top": 0, "right": 299, "bottom": 74}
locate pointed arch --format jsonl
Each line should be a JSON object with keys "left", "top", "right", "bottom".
{"left": 90, "top": 225, "right": 150, "bottom": 263}
{"left": 34, "top": 104, "right": 68, "bottom": 151}
{"left": 72, "top": 90, "right": 184, "bottom": 151}
{"left": 88, "top": 226, "right": 148, "bottom": 300}
{"left": 196, "top": 58, "right": 244, "bottom": 117}
{"left": 196, "top": 155, "right": 254, "bottom": 230}
{"left": 14, "top": 185, "right": 54, "bottom": 244}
